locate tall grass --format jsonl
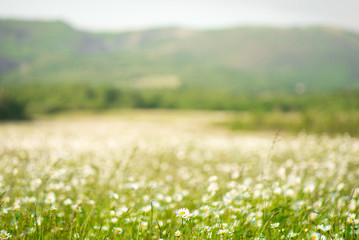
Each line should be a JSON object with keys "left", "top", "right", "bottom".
{"left": 0, "top": 119, "right": 359, "bottom": 239}
{"left": 222, "top": 110, "right": 359, "bottom": 136}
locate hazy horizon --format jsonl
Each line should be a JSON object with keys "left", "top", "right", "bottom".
{"left": 0, "top": 0, "right": 358, "bottom": 33}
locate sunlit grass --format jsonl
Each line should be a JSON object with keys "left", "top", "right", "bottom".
{"left": 222, "top": 110, "right": 359, "bottom": 137}
{"left": 0, "top": 116, "right": 358, "bottom": 239}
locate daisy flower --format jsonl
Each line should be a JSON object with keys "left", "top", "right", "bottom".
{"left": 285, "top": 189, "right": 295, "bottom": 197}
{"left": 0, "top": 230, "right": 11, "bottom": 239}
{"left": 113, "top": 227, "right": 123, "bottom": 234}
{"left": 218, "top": 229, "right": 228, "bottom": 235}
{"left": 110, "top": 193, "right": 119, "bottom": 200}
{"left": 273, "top": 187, "right": 282, "bottom": 195}
{"left": 200, "top": 205, "right": 210, "bottom": 211}
{"left": 304, "top": 185, "right": 315, "bottom": 193}
{"left": 176, "top": 208, "right": 190, "bottom": 217}
{"left": 173, "top": 193, "right": 183, "bottom": 202}
{"left": 102, "top": 226, "right": 109, "bottom": 231}
{"left": 208, "top": 175, "right": 218, "bottom": 182}
{"left": 63, "top": 198, "right": 72, "bottom": 206}
{"left": 140, "top": 222, "right": 148, "bottom": 229}
{"left": 141, "top": 205, "right": 151, "bottom": 212}
{"left": 116, "top": 207, "right": 128, "bottom": 216}
{"left": 271, "top": 222, "right": 279, "bottom": 228}
{"left": 71, "top": 204, "right": 81, "bottom": 212}
{"left": 174, "top": 230, "right": 181, "bottom": 237}
{"left": 184, "top": 213, "right": 194, "bottom": 221}
{"left": 310, "top": 233, "right": 326, "bottom": 240}
{"left": 45, "top": 192, "right": 56, "bottom": 204}
{"left": 201, "top": 226, "right": 211, "bottom": 232}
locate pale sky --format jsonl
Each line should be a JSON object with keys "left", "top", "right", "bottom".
{"left": 0, "top": 0, "right": 358, "bottom": 32}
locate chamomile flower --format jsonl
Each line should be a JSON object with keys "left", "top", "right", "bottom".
{"left": 71, "top": 204, "right": 81, "bottom": 212}
{"left": 311, "top": 233, "right": 327, "bottom": 240}
{"left": 0, "top": 230, "right": 11, "bottom": 239}
{"left": 164, "top": 196, "right": 172, "bottom": 203}
{"left": 116, "top": 207, "right": 128, "bottom": 216}
{"left": 141, "top": 205, "right": 151, "bottom": 212}
{"left": 285, "top": 189, "right": 295, "bottom": 197}
{"left": 347, "top": 213, "right": 356, "bottom": 223}
{"left": 110, "top": 193, "right": 119, "bottom": 200}
{"left": 45, "top": 192, "right": 56, "bottom": 204}
{"left": 101, "top": 226, "right": 109, "bottom": 231}
{"left": 271, "top": 222, "right": 279, "bottom": 228}
{"left": 273, "top": 187, "right": 282, "bottom": 195}
{"left": 218, "top": 229, "right": 228, "bottom": 235}
{"left": 176, "top": 208, "right": 190, "bottom": 217}
{"left": 36, "top": 217, "right": 42, "bottom": 226}
{"left": 112, "top": 227, "right": 123, "bottom": 234}
{"left": 309, "top": 212, "right": 319, "bottom": 220}
{"left": 174, "top": 230, "right": 181, "bottom": 237}
{"left": 173, "top": 193, "right": 183, "bottom": 202}
{"left": 140, "top": 222, "right": 148, "bottom": 229}
{"left": 304, "top": 185, "right": 315, "bottom": 193}
{"left": 184, "top": 213, "right": 194, "bottom": 221}
{"left": 13, "top": 204, "right": 20, "bottom": 211}
{"left": 27, "top": 228, "right": 35, "bottom": 234}
{"left": 201, "top": 226, "right": 211, "bottom": 232}
{"left": 208, "top": 175, "right": 218, "bottom": 182}
{"left": 218, "top": 223, "right": 228, "bottom": 228}
{"left": 287, "top": 231, "right": 298, "bottom": 238}
{"left": 200, "top": 205, "right": 210, "bottom": 211}
{"left": 310, "top": 233, "right": 320, "bottom": 240}
{"left": 63, "top": 198, "right": 72, "bottom": 205}
{"left": 233, "top": 208, "right": 241, "bottom": 213}
{"left": 313, "top": 200, "right": 322, "bottom": 209}
{"left": 31, "top": 178, "right": 42, "bottom": 188}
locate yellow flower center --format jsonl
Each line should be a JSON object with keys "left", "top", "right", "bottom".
{"left": 180, "top": 211, "right": 185, "bottom": 215}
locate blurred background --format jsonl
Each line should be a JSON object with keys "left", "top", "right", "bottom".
{"left": 0, "top": 0, "right": 359, "bottom": 136}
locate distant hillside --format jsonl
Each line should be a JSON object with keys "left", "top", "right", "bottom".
{"left": 1, "top": 19, "right": 359, "bottom": 114}
{"left": 1, "top": 19, "right": 359, "bottom": 91}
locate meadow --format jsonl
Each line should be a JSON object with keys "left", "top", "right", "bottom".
{"left": 1, "top": 111, "right": 359, "bottom": 239}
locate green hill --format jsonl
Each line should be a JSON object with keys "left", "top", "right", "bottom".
{"left": 1, "top": 19, "right": 359, "bottom": 114}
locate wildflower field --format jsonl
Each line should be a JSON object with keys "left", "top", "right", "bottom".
{"left": 0, "top": 111, "right": 359, "bottom": 239}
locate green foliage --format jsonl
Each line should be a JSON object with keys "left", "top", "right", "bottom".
{"left": 1, "top": 20, "right": 359, "bottom": 93}
{"left": 0, "top": 88, "right": 28, "bottom": 120}
{"left": 4, "top": 83, "right": 359, "bottom": 136}
{"left": 223, "top": 110, "right": 359, "bottom": 136}
{"left": 1, "top": 19, "right": 359, "bottom": 137}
